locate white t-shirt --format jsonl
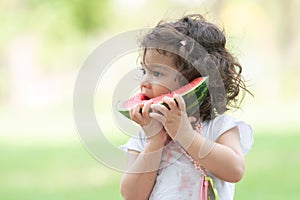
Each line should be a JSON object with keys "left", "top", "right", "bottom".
{"left": 120, "top": 114, "right": 254, "bottom": 200}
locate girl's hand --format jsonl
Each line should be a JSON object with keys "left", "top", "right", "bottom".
{"left": 149, "top": 95, "right": 194, "bottom": 142}
{"left": 130, "top": 100, "right": 167, "bottom": 146}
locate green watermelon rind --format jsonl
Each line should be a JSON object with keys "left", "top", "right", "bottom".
{"left": 182, "top": 80, "right": 208, "bottom": 116}
{"left": 117, "top": 76, "right": 209, "bottom": 119}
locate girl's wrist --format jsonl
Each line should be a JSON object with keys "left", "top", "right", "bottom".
{"left": 147, "top": 138, "right": 165, "bottom": 149}
{"left": 174, "top": 129, "right": 198, "bottom": 150}
{"left": 146, "top": 135, "right": 166, "bottom": 150}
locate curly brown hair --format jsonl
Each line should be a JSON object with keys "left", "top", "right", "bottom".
{"left": 140, "top": 14, "right": 252, "bottom": 121}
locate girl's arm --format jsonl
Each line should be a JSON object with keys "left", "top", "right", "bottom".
{"left": 183, "top": 126, "right": 245, "bottom": 183}
{"left": 151, "top": 95, "right": 245, "bottom": 183}
{"left": 120, "top": 100, "right": 166, "bottom": 199}
{"left": 120, "top": 137, "right": 164, "bottom": 200}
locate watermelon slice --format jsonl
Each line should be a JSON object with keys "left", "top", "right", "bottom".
{"left": 116, "top": 76, "right": 208, "bottom": 119}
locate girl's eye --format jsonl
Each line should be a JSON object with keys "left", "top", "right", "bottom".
{"left": 153, "top": 71, "right": 161, "bottom": 77}
{"left": 140, "top": 68, "right": 146, "bottom": 75}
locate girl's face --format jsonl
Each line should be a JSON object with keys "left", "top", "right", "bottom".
{"left": 140, "top": 49, "right": 182, "bottom": 99}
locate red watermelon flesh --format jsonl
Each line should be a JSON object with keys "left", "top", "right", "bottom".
{"left": 117, "top": 76, "right": 208, "bottom": 119}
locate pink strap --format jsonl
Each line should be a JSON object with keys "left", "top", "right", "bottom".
{"left": 200, "top": 176, "right": 204, "bottom": 200}
{"left": 204, "top": 179, "right": 209, "bottom": 200}
{"left": 200, "top": 176, "right": 209, "bottom": 200}
{"left": 175, "top": 121, "right": 212, "bottom": 200}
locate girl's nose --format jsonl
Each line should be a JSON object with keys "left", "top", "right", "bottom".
{"left": 140, "top": 76, "right": 151, "bottom": 90}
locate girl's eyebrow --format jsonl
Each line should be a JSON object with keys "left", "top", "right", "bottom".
{"left": 142, "top": 63, "right": 172, "bottom": 72}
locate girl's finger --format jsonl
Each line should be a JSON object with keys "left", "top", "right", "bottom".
{"left": 162, "top": 96, "right": 177, "bottom": 110}
{"left": 150, "top": 104, "right": 168, "bottom": 117}
{"left": 130, "top": 104, "right": 140, "bottom": 119}
{"left": 174, "top": 94, "right": 186, "bottom": 112}
{"left": 132, "top": 103, "right": 144, "bottom": 123}
{"left": 149, "top": 112, "right": 166, "bottom": 125}
{"left": 142, "top": 100, "right": 153, "bottom": 121}
{"left": 129, "top": 107, "right": 134, "bottom": 119}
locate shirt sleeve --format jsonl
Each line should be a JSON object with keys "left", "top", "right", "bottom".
{"left": 119, "top": 130, "right": 147, "bottom": 153}
{"left": 211, "top": 114, "right": 254, "bottom": 155}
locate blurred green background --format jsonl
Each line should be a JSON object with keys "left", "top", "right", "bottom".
{"left": 1, "top": 0, "right": 300, "bottom": 199}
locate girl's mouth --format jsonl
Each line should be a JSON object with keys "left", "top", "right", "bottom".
{"left": 140, "top": 94, "right": 151, "bottom": 100}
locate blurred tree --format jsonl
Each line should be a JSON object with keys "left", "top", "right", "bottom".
{"left": 277, "top": 0, "right": 299, "bottom": 95}
{"left": 277, "top": 0, "right": 297, "bottom": 54}
{"left": 213, "top": 0, "right": 224, "bottom": 17}
{"left": 0, "top": 0, "right": 113, "bottom": 107}
{"left": 68, "top": 0, "right": 111, "bottom": 34}
{"left": 27, "top": 0, "right": 112, "bottom": 35}
{"left": 260, "top": 0, "right": 300, "bottom": 96}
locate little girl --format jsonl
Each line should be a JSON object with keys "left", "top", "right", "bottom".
{"left": 120, "top": 14, "right": 253, "bottom": 200}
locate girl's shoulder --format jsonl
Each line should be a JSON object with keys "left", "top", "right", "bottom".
{"left": 202, "top": 113, "right": 238, "bottom": 130}
{"left": 202, "top": 113, "right": 254, "bottom": 155}
{"left": 119, "top": 130, "right": 147, "bottom": 153}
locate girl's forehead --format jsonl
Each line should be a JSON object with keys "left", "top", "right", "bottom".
{"left": 142, "top": 49, "right": 178, "bottom": 70}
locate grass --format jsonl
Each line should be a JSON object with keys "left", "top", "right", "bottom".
{"left": 235, "top": 131, "right": 300, "bottom": 200}
{"left": 1, "top": 129, "right": 299, "bottom": 200}
{"left": 0, "top": 142, "right": 123, "bottom": 200}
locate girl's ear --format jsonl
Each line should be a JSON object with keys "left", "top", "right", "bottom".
{"left": 175, "top": 73, "right": 188, "bottom": 87}
{"left": 174, "top": 75, "right": 181, "bottom": 85}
